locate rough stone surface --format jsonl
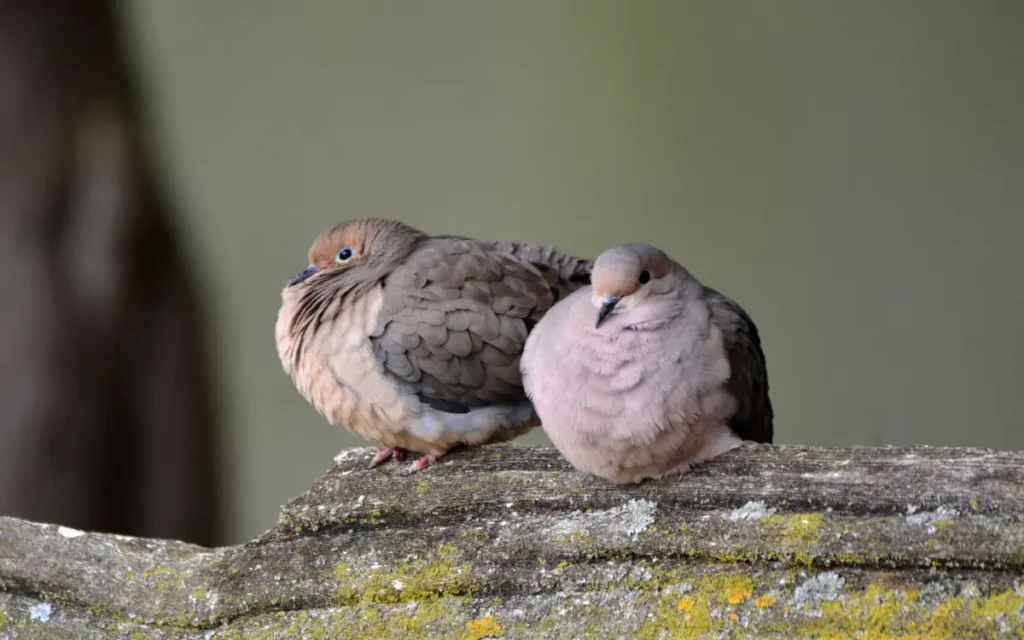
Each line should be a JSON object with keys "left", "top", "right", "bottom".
{"left": 1, "top": 443, "right": 1023, "bottom": 638}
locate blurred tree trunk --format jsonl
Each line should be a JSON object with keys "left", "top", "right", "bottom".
{"left": 0, "top": 2, "right": 220, "bottom": 545}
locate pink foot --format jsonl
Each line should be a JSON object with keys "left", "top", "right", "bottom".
{"left": 368, "top": 447, "right": 405, "bottom": 469}
{"left": 408, "top": 450, "right": 449, "bottom": 473}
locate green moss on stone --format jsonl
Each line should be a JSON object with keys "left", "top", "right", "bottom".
{"left": 758, "top": 512, "right": 824, "bottom": 566}
{"left": 333, "top": 542, "right": 478, "bottom": 606}
{"left": 570, "top": 530, "right": 595, "bottom": 547}
{"left": 344, "top": 509, "right": 388, "bottom": 526}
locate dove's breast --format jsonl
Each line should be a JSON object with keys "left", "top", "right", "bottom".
{"left": 275, "top": 283, "right": 426, "bottom": 448}
{"left": 524, "top": 294, "right": 741, "bottom": 483}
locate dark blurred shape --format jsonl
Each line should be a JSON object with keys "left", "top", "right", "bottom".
{"left": 0, "top": 2, "right": 220, "bottom": 545}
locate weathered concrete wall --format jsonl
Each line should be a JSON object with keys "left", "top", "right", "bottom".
{"left": 1, "top": 443, "right": 1023, "bottom": 638}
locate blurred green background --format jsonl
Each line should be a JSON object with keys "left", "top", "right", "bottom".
{"left": 122, "top": 1, "right": 1023, "bottom": 544}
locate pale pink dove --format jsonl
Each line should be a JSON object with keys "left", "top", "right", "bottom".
{"left": 521, "top": 243, "right": 773, "bottom": 483}
{"left": 276, "top": 218, "right": 592, "bottom": 472}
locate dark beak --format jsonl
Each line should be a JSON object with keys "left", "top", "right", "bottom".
{"left": 595, "top": 296, "right": 620, "bottom": 328}
{"left": 287, "top": 265, "right": 318, "bottom": 287}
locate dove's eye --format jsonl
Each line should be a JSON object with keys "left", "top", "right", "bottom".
{"left": 638, "top": 270, "right": 651, "bottom": 285}
{"left": 336, "top": 247, "right": 355, "bottom": 263}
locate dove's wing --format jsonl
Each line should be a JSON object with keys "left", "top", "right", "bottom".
{"left": 369, "top": 237, "right": 589, "bottom": 413}
{"left": 704, "top": 286, "right": 774, "bottom": 443}
{"left": 473, "top": 239, "right": 593, "bottom": 304}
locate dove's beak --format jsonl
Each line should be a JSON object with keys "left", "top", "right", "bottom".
{"left": 287, "top": 265, "right": 318, "bottom": 287}
{"left": 595, "top": 296, "right": 620, "bottom": 328}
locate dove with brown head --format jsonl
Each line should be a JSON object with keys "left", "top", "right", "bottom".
{"left": 275, "top": 218, "right": 592, "bottom": 472}
{"left": 521, "top": 243, "right": 773, "bottom": 484}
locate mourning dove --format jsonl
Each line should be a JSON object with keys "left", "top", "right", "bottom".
{"left": 275, "top": 218, "right": 592, "bottom": 472}
{"left": 521, "top": 243, "right": 773, "bottom": 484}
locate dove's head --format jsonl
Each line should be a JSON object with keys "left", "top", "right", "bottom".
{"left": 277, "top": 217, "right": 427, "bottom": 371}
{"left": 285, "top": 218, "right": 425, "bottom": 289}
{"left": 590, "top": 243, "right": 677, "bottom": 328}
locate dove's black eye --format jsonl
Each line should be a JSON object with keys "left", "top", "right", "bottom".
{"left": 336, "top": 247, "right": 355, "bottom": 263}
{"left": 638, "top": 270, "right": 651, "bottom": 285}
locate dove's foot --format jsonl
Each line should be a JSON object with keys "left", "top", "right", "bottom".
{"left": 368, "top": 447, "right": 406, "bottom": 468}
{"left": 408, "top": 449, "right": 451, "bottom": 473}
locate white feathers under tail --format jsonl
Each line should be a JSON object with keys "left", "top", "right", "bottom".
{"left": 411, "top": 401, "right": 537, "bottom": 445}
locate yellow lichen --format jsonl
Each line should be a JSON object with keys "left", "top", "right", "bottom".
{"left": 928, "top": 598, "right": 958, "bottom": 629}
{"left": 639, "top": 589, "right": 713, "bottom": 639}
{"left": 630, "top": 566, "right": 1024, "bottom": 639}
{"left": 727, "top": 583, "right": 754, "bottom": 605}
{"left": 788, "top": 583, "right": 1024, "bottom": 638}
{"left": 414, "top": 482, "right": 429, "bottom": 496}
{"left": 465, "top": 614, "right": 502, "bottom": 639}
{"left": 756, "top": 595, "right": 778, "bottom": 608}
{"left": 717, "top": 575, "right": 754, "bottom": 607}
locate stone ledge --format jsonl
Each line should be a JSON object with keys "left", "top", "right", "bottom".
{"left": 1, "top": 443, "right": 1023, "bottom": 638}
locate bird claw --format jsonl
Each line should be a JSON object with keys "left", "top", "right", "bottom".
{"left": 368, "top": 447, "right": 405, "bottom": 469}
{"left": 407, "top": 451, "right": 448, "bottom": 473}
